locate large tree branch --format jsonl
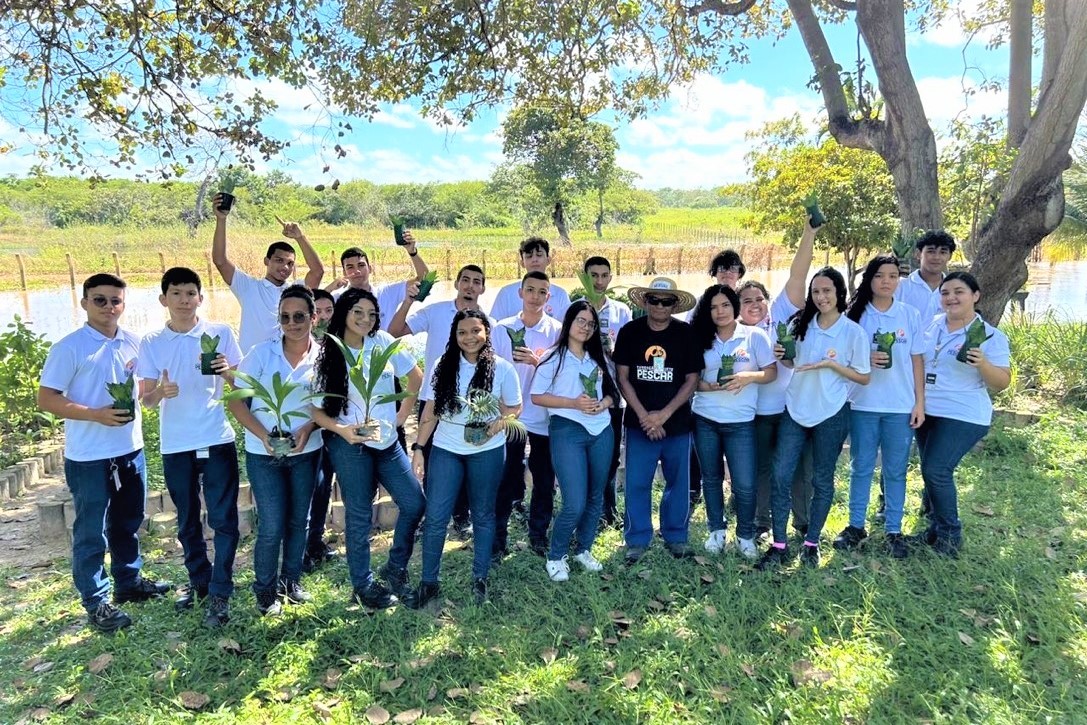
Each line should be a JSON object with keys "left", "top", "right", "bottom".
{"left": 686, "top": 0, "right": 755, "bottom": 17}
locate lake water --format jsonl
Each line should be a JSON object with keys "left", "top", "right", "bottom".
{"left": 4, "top": 261, "right": 1086, "bottom": 343}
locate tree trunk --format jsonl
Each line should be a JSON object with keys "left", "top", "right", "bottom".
{"left": 594, "top": 188, "right": 604, "bottom": 238}
{"left": 552, "top": 201, "right": 572, "bottom": 245}
{"left": 1008, "top": 0, "right": 1033, "bottom": 149}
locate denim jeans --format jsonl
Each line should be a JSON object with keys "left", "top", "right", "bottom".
{"left": 495, "top": 436, "right": 527, "bottom": 552}
{"left": 306, "top": 435, "right": 336, "bottom": 553}
{"left": 915, "top": 416, "right": 988, "bottom": 545}
{"left": 162, "top": 442, "right": 240, "bottom": 598}
{"left": 548, "top": 416, "right": 614, "bottom": 560}
{"left": 770, "top": 405, "right": 850, "bottom": 545}
{"left": 693, "top": 415, "right": 757, "bottom": 539}
{"left": 754, "top": 413, "right": 812, "bottom": 531}
{"left": 327, "top": 435, "right": 424, "bottom": 591}
{"left": 624, "top": 427, "right": 691, "bottom": 547}
{"left": 421, "top": 444, "right": 504, "bottom": 583}
{"left": 526, "top": 432, "right": 557, "bottom": 543}
{"left": 602, "top": 407, "right": 624, "bottom": 525}
{"left": 848, "top": 411, "right": 913, "bottom": 533}
{"left": 247, "top": 449, "right": 320, "bottom": 594}
{"left": 64, "top": 449, "right": 147, "bottom": 611}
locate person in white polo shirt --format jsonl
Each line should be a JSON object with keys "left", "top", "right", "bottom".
{"left": 38, "top": 273, "right": 170, "bottom": 634}
{"left": 895, "top": 230, "right": 956, "bottom": 326}
{"left": 911, "top": 271, "right": 1010, "bottom": 558}
{"left": 324, "top": 242, "right": 428, "bottom": 333}
{"left": 757, "top": 267, "right": 871, "bottom": 571}
{"left": 137, "top": 267, "right": 243, "bottom": 627}
{"left": 835, "top": 256, "right": 925, "bottom": 560}
{"left": 488, "top": 237, "right": 571, "bottom": 321}
{"left": 211, "top": 193, "right": 324, "bottom": 352}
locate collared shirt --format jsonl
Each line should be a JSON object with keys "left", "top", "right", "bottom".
{"left": 406, "top": 301, "right": 497, "bottom": 400}
{"left": 40, "top": 323, "right": 143, "bottom": 461}
{"left": 230, "top": 268, "right": 287, "bottom": 353}
{"left": 895, "top": 270, "right": 943, "bottom": 326}
{"left": 531, "top": 347, "right": 612, "bottom": 436}
{"left": 138, "top": 319, "right": 242, "bottom": 454}
{"left": 422, "top": 355, "right": 522, "bottom": 455}
{"left": 848, "top": 301, "right": 924, "bottom": 414}
{"left": 597, "top": 297, "right": 633, "bottom": 352}
{"left": 493, "top": 312, "right": 562, "bottom": 435}
{"left": 784, "top": 314, "right": 871, "bottom": 427}
{"left": 691, "top": 323, "right": 775, "bottom": 423}
{"left": 234, "top": 337, "right": 322, "bottom": 456}
{"left": 489, "top": 281, "right": 571, "bottom": 322}
{"left": 922, "top": 313, "right": 1010, "bottom": 426}
{"left": 755, "top": 292, "right": 800, "bottom": 415}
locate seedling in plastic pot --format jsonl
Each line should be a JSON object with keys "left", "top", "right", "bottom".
{"left": 580, "top": 367, "right": 600, "bottom": 398}
{"left": 390, "top": 215, "right": 407, "bottom": 245}
{"left": 200, "top": 333, "right": 221, "bottom": 375}
{"left": 717, "top": 354, "right": 736, "bottom": 384}
{"left": 415, "top": 271, "right": 439, "bottom": 303}
{"left": 222, "top": 371, "right": 321, "bottom": 458}
{"left": 105, "top": 371, "right": 136, "bottom": 423}
{"left": 776, "top": 323, "right": 796, "bottom": 361}
{"left": 457, "top": 388, "right": 526, "bottom": 446}
{"left": 956, "top": 318, "right": 993, "bottom": 363}
{"left": 505, "top": 326, "right": 527, "bottom": 349}
{"left": 802, "top": 192, "right": 826, "bottom": 228}
{"left": 873, "top": 331, "right": 896, "bottom": 369}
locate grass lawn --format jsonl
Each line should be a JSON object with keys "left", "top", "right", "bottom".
{"left": 1, "top": 408, "right": 1086, "bottom": 723}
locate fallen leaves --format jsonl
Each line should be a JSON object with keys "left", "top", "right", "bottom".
{"left": 379, "top": 677, "right": 405, "bottom": 693}
{"left": 566, "top": 679, "right": 590, "bottom": 694}
{"left": 790, "top": 659, "right": 832, "bottom": 686}
{"left": 709, "top": 684, "right": 732, "bottom": 702}
{"left": 322, "top": 668, "right": 343, "bottom": 690}
{"left": 87, "top": 653, "right": 112, "bottom": 674}
{"left": 621, "top": 669, "right": 643, "bottom": 689}
{"left": 365, "top": 705, "right": 391, "bottom": 724}
{"left": 973, "top": 505, "right": 996, "bottom": 517}
{"left": 178, "top": 691, "right": 209, "bottom": 710}
{"left": 958, "top": 631, "right": 976, "bottom": 646}
{"left": 217, "top": 638, "right": 242, "bottom": 655}
{"left": 539, "top": 648, "right": 557, "bottom": 665}
{"left": 700, "top": 573, "right": 715, "bottom": 584}
{"left": 394, "top": 709, "right": 423, "bottom": 723}
{"left": 704, "top": 604, "right": 718, "bottom": 618}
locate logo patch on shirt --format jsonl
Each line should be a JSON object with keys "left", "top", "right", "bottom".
{"left": 825, "top": 348, "right": 838, "bottom": 360}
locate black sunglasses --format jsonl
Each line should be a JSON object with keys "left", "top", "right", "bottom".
{"left": 88, "top": 295, "right": 124, "bottom": 308}
{"left": 645, "top": 294, "right": 677, "bottom": 307}
{"left": 279, "top": 312, "right": 311, "bottom": 324}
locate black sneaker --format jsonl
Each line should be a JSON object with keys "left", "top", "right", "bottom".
{"left": 377, "top": 563, "right": 410, "bottom": 598}
{"left": 873, "top": 492, "right": 886, "bottom": 523}
{"left": 905, "top": 529, "right": 938, "bottom": 548}
{"left": 89, "top": 602, "right": 132, "bottom": 634}
{"left": 203, "top": 596, "right": 230, "bottom": 628}
{"left": 886, "top": 533, "right": 909, "bottom": 560}
{"left": 471, "top": 577, "right": 488, "bottom": 604}
{"left": 624, "top": 545, "right": 648, "bottom": 565}
{"left": 404, "top": 582, "right": 441, "bottom": 610}
{"left": 174, "top": 584, "right": 208, "bottom": 612}
{"left": 799, "top": 545, "right": 821, "bottom": 567}
{"left": 931, "top": 537, "right": 961, "bottom": 559}
{"left": 529, "top": 537, "right": 549, "bottom": 558}
{"left": 114, "top": 577, "right": 171, "bottom": 604}
{"left": 255, "top": 590, "right": 282, "bottom": 617}
{"left": 832, "top": 526, "right": 869, "bottom": 551}
{"left": 280, "top": 579, "right": 312, "bottom": 605}
{"left": 353, "top": 581, "right": 397, "bottom": 609}
{"left": 665, "top": 542, "right": 694, "bottom": 559}
{"left": 756, "top": 545, "right": 791, "bottom": 571}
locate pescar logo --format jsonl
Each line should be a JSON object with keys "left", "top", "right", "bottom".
{"left": 637, "top": 345, "right": 673, "bottom": 382}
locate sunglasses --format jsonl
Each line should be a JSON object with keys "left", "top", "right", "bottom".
{"left": 88, "top": 295, "right": 124, "bottom": 308}
{"left": 279, "top": 312, "right": 311, "bottom": 324}
{"left": 645, "top": 294, "right": 677, "bottom": 307}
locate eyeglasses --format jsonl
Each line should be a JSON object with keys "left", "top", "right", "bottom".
{"left": 88, "top": 296, "right": 124, "bottom": 308}
{"left": 645, "top": 294, "right": 677, "bottom": 307}
{"left": 573, "top": 318, "right": 597, "bottom": 330}
{"left": 279, "top": 312, "right": 311, "bottom": 324}
{"left": 716, "top": 265, "right": 743, "bottom": 275}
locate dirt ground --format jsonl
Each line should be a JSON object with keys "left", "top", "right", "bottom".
{"left": 0, "top": 471, "right": 71, "bottom": 571}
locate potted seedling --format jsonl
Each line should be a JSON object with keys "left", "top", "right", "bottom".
{"left": 105, "top": 372, "right": 136, "bottom": 423}
{"left": 217, "top": 175, "right": 242, "bottom": 212}
{"left": 873, "top": 330, "right": 897, "bottom": 369}
{"left": 580, "top": 366, "right": 600, "bottom": 398}
{"left": 956, "top": 318, "right": 993, "bottom": 363}
{"left": 414, "top": 270, "right": 439, "bottom": 303}
{"left": 222, "top": 371, "right": 320, "bottom": 458}
{"left": 323, "top": 334, "right": 412, "bottom": 440}
{"left": 458, "top": 388, "right": 527, "bottom": 446}
{"left": 312, "top": 318, "right": 329, "bottom": 340}
{"left": 390, "top": 215, "right": 407, "bottom": 246}
{"left": 802, "top": 192, "right": 826, "bottom": 228}
{"left": 200, "top": 332, "right": 221, "bottom": 375}
{"left": 776, "top": 322, "right": 796, "bottom": 361}
{"left": 505, "top": 326, "right": 527, "bottom": 350}
{"left": 717, "top": 354, "right": 737, "bottom": 384}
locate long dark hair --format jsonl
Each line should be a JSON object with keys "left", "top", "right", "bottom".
{"left": 792, "top": 266, "right": 848, "bottom": 341}
{"left": 539, "top": 301, "right": 618, "bottom": 402}
{"left": 314, "top": 288, "right": 382, "bottom": 417}
{"left": 691, "top": 284, "right": 740, "bottom": 351}
{"left": 846, "top": 255, "right": 900, "bottom": 323}
{"left": 432, "top": 309, "right": 497, "bottom": 418}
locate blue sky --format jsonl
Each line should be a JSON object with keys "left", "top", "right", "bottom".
{"left": 0, "top": 5, "right": 1017, "bottom": 189}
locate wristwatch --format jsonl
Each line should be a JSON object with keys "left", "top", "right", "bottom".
{"left": 408, "top": 250, "right": 418, "bottom": 257}
{"left": 411, "top": 442, "right": 425, "bottom": 451}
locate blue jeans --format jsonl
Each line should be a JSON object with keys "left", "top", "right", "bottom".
{"left": 624, "top": 427, "right": 691, "bottom": 547}
{"left": 306, "top": 436, "right": 336, "bottom": 553}
{"left": 548, "top": 416, "right": 614, "bottom": 560}
{"left": 247, "top": 449, "right": 320, "bottom": 594}
{"left": 162, "top": 442, "right": 240, "bottom": 598}
{"left": 915, "top": 416, "right": 988, "bottom": 544}
{"left": 526, "top": 432, "right": 556, "bottom": 543}
{"left": 64, "top": 449, "right": 147, "bottom": 611}
{"left": 848, "top": 411, "right": 912, "bottom": 533}
{"left": 496, "top": 436, "right": 527, "bottom": 552}
{"left": 771, "top": 405, "right": 850, "bottom": 545}
{"left": 421, "top": 445, "right": 504, "bottom": 583}
{"left": 754, "top": 413, "right": 812, "bottom": 530}
{"left": 327, "top": 435, "right": 425, "bottom": 591}
{"left": 693, "top": 415, "right": 757, "bottom": 539}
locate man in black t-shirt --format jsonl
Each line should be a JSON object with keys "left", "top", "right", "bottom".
{"left": 613, "top": 278, "right": 701, "bottom": 563}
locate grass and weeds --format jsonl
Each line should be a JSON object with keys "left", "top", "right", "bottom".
{"left": 999, "top": 311, "right": 1087, "bottom": 407}
{"left": 2, "top": 408, "right": 1086, "bottom": 723}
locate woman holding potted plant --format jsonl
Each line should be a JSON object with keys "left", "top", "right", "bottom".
{"left": 529, "top": 301, "right": 618, "bottom": 582}
{"left": 311, "top": 288, "right": 425, "bottom": 608}
{"left": 913, "top": 271, "right": 1010, "bottom": 557}
{"left": 226, "top": 285, "right": 322, "bottom": 616}
{"left": 405, "top": 310, "right": 522, "bottom": 608}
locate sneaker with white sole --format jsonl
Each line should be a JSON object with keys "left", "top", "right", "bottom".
{"left": 704, "top": 529, "right": 727, "bottom": 554}
{"left": 572, "top": 550, "right": 603, "bottom": 572}
{"left": 546, "top": 557, "right": 570, "bottom": 582}
{"left": 736, "top": 536, "right": 758, "bottom": 559}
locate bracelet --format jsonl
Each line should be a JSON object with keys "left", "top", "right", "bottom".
{"left": 408, "top": 250, "right": 418, "bottom": 257}
{"left": 411, "top": 442, "right": 425, "bottom": 451}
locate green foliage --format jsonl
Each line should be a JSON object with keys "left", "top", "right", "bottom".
{"left": 999, "top": 312, "right": 1087, "bottom": 406}
{"left": 199, "top": 333, "right": 220, "bottom": 354}
{"left": 0, "top": 316, "right": 59, "bottom": 465}
{"left": 104, "top": 371, "right": 135, "bottom": 405}
{"left": 222, "top": 371, "right": 317, "bottom": 434}
{"left": 323, "top": 334, "right": 412, "bottom": 424}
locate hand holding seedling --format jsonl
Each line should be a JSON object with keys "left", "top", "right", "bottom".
{"left": 94, "top": 406, "right": 134, "bottom": 426}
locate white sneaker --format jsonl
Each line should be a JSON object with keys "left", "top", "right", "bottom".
{"left": 704, "top": 529, "right": 727, "bottom": 554}
{"left": 546, "top": 557, "right": 570, "bottom": 582}
{"left": 573, "top": 550, "right": 603, "bottom": 572}
{"left": 736, "top": 536, "right": 758, "bottom": 560}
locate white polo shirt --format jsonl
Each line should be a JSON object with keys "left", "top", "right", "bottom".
{"left": 490, "top": 281, "right": 571, "bottom": 322}
{"left": 784, "top": 314, "right": 871, "bottom": 427}
{"left": 530, "top": 348, "right": 612, "bottom": 436}
{"left": 138, "top": 320, "right": 243, "bottom": 454}
{"left": 895, "top": 270, "right": 943, "bottom": 326}
{"left": 755, "top": 293, "right": 800, "bottom": 416}
{"left": 849, "top": 301, "right": 924, "bottom": 414}
{"left": 230, "top": 269, "right": 287, "bottom": 353}
{"left": 234, "top": 337, "right": 323, "bottom": 457}
{"left": 493, "top": 313, "right": 562, "bottom": 436}
{"left": 922, "top": 313, "right": 1010, "bottom": 426}
{"left": 423, "top": 355, "right": 521, "bottom": 455}
{"left": 691, "top": 323, "right": 775, "bottom": 424}
{"left": 597, "top": 297, "right": 632, "bottom": 351}
{"left": 406, "top": 301, "right": 496, "bottom": 400}
{"left": 333, "top": 281, "right": 409, "bottom": 333}
{"left": 40, "top": 324, "right": 143, "bottom": 462}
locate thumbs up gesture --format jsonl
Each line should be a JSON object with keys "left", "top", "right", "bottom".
{"left": 159, "top": 370, "right": 179, "bottom": 399}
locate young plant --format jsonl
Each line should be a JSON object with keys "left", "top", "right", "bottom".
{"left": 505, "top": 326, "right": 527, "bottom": 349}
{"left": 956, "top": 318, "right": 994, "bottom": 363}
{"left": 776, "top": 322, "right": 796, "bottom": 361}
{"left": 415, "top": 270, "right": 439, "bottom": 303}
{"left": 575, "top": 269, "right": 607, "bottom": 308}
{"left": 105, "top": 371, "right": 136, "bottom": 423}
{"left": 200, "top": 332, "right": 221, "bottom": 375}
{"left": 717, "top": 354, "right": 736, "bottom": 384}
{"left": 873, "top": 330, "right": 897, "bottom": 369}
{"left": 222, "top": 371, "right": 319, "bottom": 458}
{"left": 802, "top": 192, "right": 826, "bottom": 228}
{"left": 390, "top": 215, "right": 407, "bottom": 246}
{"left": 324, "top": 334, "right": 412, "bottom": 437}
{"left": 580, "top": 366, "right": 600, "bottom": 397}
{"left": 217, "top": 174, "right": 243, "bottom": 212}
{"left": 457, "top": 388, "right": 526, "bottom": 446}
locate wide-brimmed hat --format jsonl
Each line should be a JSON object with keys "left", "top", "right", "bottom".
{"left": 627, "top": 277, "right": 697, "bottom": 313}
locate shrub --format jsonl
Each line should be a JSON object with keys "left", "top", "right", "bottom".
{"left": 998, "top": 311, "right": 1087, "bottom": 407}
{"left": 0, "top": 316, "right": 60, "bottom": 466}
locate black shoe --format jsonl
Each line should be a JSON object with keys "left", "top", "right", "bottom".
{"left": 490, "top": 547, "right": 509, "bottom": 565}
{"left": 529, "top": 537, "right": 549, "bottom": 558}
{"left": 832, "top": 526, "right": 869, "bottom": 551}
{"left": 353, "top": 580, "right": 397, "bottom": 609}
{"left": 756, "top": 546, "right": 791, "bottom": 571}
{"left": 905, "top": 529, "right": 938, "bottom": 548}
{"left": 452, "top": 520, "right": 473, "bottom": 540}
{"left": 89, "top": 602, "right": 132, "bottom": 634}
{"left": 378, "top": 563, "right": 411, "bottom": 598}
{"left": 624, "top": 545, "right": 648, "bottom": 565}
{"left": 301, "top": 554, "right": 318, "bottom": 574}
{"left": 873, "top": 493, "right": 886, "bottom": 523}
{"left": 114, "top": 577, "right": 171, "bottom": 604}
{"left": 799, "top": 545, "right": 821, "bottom": 567}
{"left": 203, "top": 596, "right": 230, "bottom": 628}
{"left": 472, "top": 577, "right": 488, "bottom": 604}
{"left": 931, "top": 537, "right": 961, "bottom": 559}
{"left": 404, "top": 582, "right": 441, "bottom": 610}
{"left": 174, "top": 584, "right": 208, "bottom": 612}
{"left": 665, "top": 542, "right": 694, "bottom": 559}
{"left": 886, "top": 533, "right": 909, "bottom": 560}
{"left": 255, "top": 590, "right": 282, "bottom": 616}
{"left": 279, "top": 579, "right": 312, "bottom": 605}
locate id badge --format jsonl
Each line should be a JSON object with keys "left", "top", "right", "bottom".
{"left": 925, "top": 373, "right": 937, "bottom": 386}
{"left": 196, "top": 448, "right": 210, "bottom": 460}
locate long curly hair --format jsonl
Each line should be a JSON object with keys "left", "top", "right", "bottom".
{"left": 792, "top": 266, "right": 848, "bottom": 341}
{"left": 846, "top": 255, "right": 900, "bottom": 323}
{"left": 314, "top": 288, "right": 381, "bottom": 417}
{"left": 691, "top": 284, "right": 740, "bottom": 351}
{"left": 432, "top": 309, "right": 496, "bottom": 419}
{"left": 538, "top": 300, "right": 618, "bottom": 403}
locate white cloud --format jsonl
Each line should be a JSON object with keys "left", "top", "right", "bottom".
{"left": 916, "top": 75, "right": 1006, "bottom": 126}
{"left": 916, "top": 0, "right": 1003, "bottom": 49}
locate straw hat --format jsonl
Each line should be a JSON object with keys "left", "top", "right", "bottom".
{"left": 627, "top": 277, "right": 697, "bottom": 314}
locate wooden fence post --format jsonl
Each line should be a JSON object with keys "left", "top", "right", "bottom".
{"left": 158, "top": 251, "right": 166, "bottom": 273}
{"left": 481, "top": 249, "right": 487, "bottom": 277}
{"left": 615, "top": 247, "right": 622, "bottom": 276}
{"left": 205, "top": 251, "right": 215, "bottom": 288}
{"left": 15, "top": 253, "right": 26, "bottom": 291}
{"left": 330, "top": 250, "right": 337, "bottom": 271}
{"left": 445, "top": 248, "right": 452, "bottom": 280}
{"left": 677, "top": 247, "right": 684, "bottom": 275}
{"left": 647, "top": 247, "right": 655, "bottom": 275}
{"left": 112, "top": 252, "right": 121, "bottom": 277}
{"left": 65, "top": 253, "right": 76, "bottom": 290}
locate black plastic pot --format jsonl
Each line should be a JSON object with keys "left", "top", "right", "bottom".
{"left": 217, "top": 192, "right": 235, "bottom": 212}
{"left": 200, "top": 351, "right": 219, "bottom": 375}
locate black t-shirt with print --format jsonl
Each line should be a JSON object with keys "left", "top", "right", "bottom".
{"left": 613, "top": 317, "right": 700, "bottom": 436}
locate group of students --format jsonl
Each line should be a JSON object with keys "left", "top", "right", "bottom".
{"left": 37, "top": 197, "right": 1011, "bottom": 633}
